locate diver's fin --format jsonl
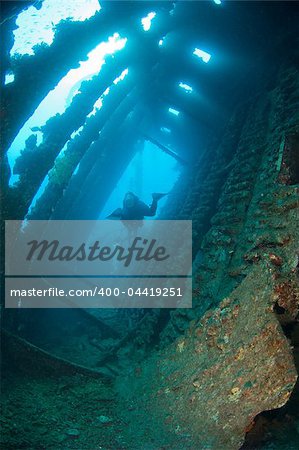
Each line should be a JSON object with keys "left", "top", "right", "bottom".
{"left": 107, "top": 208, "right": 123, "bottom": 219}
{"left": 152, "top": 193, "right": 168, "bottom": 201}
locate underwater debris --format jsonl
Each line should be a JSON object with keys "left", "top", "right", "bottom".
{"left": 65, "top": 428, "right": 80, "bottom": 439}
{"left": 269, "top": 253, "right": 283, "bottom": 267}
{"left": 117, "top": 266, "right": 298, "bottom": 449}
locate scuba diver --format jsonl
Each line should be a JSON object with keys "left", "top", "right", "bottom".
{"left": 108, "top": 192, "right": 167, "bottom": 220}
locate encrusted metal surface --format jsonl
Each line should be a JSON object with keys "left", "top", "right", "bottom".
{"left": 117, "top": 265, "right": 298, "bottom": 449}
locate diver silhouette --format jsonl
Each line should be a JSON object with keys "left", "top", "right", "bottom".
{"left": 108, "top": 192, "right": 167, "bottom": 220}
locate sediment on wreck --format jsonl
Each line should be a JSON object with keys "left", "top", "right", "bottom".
{"left": 1, "top": 2, "right": 298, "bottom": 448}
{"left": 116, "top": 265, "right": 297, "bottom": 449}
{"left": 160, "top": 44, "right": 299, "bottom": 342}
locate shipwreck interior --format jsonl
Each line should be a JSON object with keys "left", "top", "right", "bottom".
{"left": 1, "top": 1, "right": 299, "bottom": 449}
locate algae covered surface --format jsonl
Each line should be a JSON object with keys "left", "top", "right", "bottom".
{"left": 1, "top": 371, "right": 122, "bottom": 449}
